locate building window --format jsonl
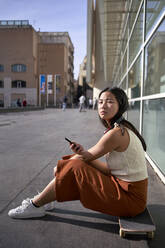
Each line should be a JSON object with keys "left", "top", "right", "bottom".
{"left": 0, "top": 80, "right": 4, "bottom": 88}
{"left": 11, "top": 64, "right": 26, "bottom": 72}
{"left": 55, "top": 75, "right": 61, "bottom": 92}
{"left": 0, "top": 99, "right": 4, "bottom": 107}
{"left": 0, "top": 65, "right": 4, "bottom": 72}
{"left": 12, "top": 80, "right": 26, "bottom": 88}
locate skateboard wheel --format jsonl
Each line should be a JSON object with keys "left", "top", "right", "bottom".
{"left": 119, "top": 229, "right": 125, "bottom": 238}
{"left": 147, "top": 231, "right": 154, "bottom": 239}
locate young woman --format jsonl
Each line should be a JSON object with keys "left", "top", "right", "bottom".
{"left": 8, "top": 87, "right": 148, "bottom": 219}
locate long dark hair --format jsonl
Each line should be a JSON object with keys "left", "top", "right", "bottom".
{"left": 98, "top": 87, "right": 147, "bottom": 151}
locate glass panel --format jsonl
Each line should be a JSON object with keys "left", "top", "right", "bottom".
{"left": 8, "top": 21, "right": 14, "bottom": 25}
{"left": 129, "top": 4, "right": 144, "bottom": 66}
{"left": 11, "top": 80, "right": 26, "bottom": 88}
{"left": 122, "top": 50, "right": 127, "bottom": 76}
{"left": 22, "top": 20, "right": 29, "bottom": 25}
{"left": 143, "top": 98, "right": 165, "bottom": 174}
{"left": 0, "top": 97, "right": 4, "bottom": 107}
{"left": 127, "top": 100, "right": 140, "bottom": 131}
{"left": 146, "top": 0, "right": 165, "bottom": 40}
{"left": 121, "top": 25, "right": 128, "bottom": 54}
{"left": 15, "top": 21, "right": 21, "bottom": 25}
{"left": 0, "top": 21, "right": 7, "bottom": 25}
{"left": 129, "top": 0, "right": 142, "bottom": 34}
{"left": 128, "top": 54, "right": 142, "bottom": 98}
{"left": 12, "top": 81, "right": 17, "bottom": 88}
{"left": 121, "top": 77, "right": 127, "bottom": 91}
{"left": 11, "top": 64, "right": 26, "bottom": 72}
{"left": 144, "top": 19, "right": 165, "bottom": 95}
{"left": 118, "top": 66, "right": 122, "bottom": 82}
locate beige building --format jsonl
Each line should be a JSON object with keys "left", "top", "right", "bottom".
{"left": 78, "top": 56, "right": 94, "bottom": 88}
{"left": 0, "top": 20, "right": 38, "bottom": 107}
{"left": 38, "top": 32, "right": 74, "bottom": 106}
{"left": 0, "top": 20, "right": 74, "bottom": 107}
{"left": 78, "top": 56, "right": 94, "bottom": 99}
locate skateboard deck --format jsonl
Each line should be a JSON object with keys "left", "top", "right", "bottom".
{"left": 119, "top": 208, "right": 156, "bottom": 238}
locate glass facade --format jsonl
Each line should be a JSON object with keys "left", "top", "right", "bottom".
{"left": 116, "top": 0, "right": 165, "bottom": 176}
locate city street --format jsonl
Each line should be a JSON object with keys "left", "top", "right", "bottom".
{"left": 0, "top": 109, "right": 165, "bottom": 248}
{"left": 0, "top": 109, "right": 102, "bottom": 213}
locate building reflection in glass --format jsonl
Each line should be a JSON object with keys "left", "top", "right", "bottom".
{"left": 144, "top": 19, "right": 165, "bottom": 95}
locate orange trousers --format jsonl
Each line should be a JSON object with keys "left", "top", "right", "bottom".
{"left": 55, "top": 155, "right": 148, "bottom": 217}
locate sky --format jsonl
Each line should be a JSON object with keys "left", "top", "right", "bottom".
{"left": 1, "top": 0, "right": 87, "bottom": 79}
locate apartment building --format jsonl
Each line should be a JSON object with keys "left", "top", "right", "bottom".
{"left": 0, "top": 20, "right": 74, "bottom": 107}
{"left": 38, "top": 32, "right": 74, "bottom": 106}
{"left": 0, "top": 20, "right": 38, "bottom": 107}
{"left": 87, "top": 0, "right": 165, "bottom": 182}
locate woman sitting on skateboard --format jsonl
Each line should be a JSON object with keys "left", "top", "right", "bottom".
{"left": 8, "top": 87, "right": 148, "bottom": 219}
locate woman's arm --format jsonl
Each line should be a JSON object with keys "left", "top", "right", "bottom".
{"left": 70, "top": 153, "right": 110, "bottom": 175}
{"left": 71, "top": 128, "right": 120, "bottom": 160}
{"left": 70, "top": 128, "right": 123, "bottom": 175}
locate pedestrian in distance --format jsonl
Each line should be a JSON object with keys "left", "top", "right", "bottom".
{"left": 22, "top": 99, "right": 27, "bottom": 107}
{"left": 79, "top": 94, "right": 86, "bottom": 112}
{"left": 8, "top": 87, "right": 148, "bottom": 219}
{"left": 88, "top": 98, "right": 93, "bottom": 109}
{"left": 62, "top": 96, "right": 67, "bottom": 111}
{"left": 93, "top": 97, "right": 97, "bottom": 110}
{"left": 16, "top": 98, "right": 21, "bottom": 107}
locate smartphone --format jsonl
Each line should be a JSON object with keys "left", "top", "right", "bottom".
{"left": 65, "top": 137, "right": 73, "bottom": 144}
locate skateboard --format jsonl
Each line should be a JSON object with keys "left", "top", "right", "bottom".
{"left": 119, "top": 208, "right": 156, "bottom": 239}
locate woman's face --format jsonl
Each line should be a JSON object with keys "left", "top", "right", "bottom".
{"left": 98, "top": 91, "right": 119, "bottom": 124}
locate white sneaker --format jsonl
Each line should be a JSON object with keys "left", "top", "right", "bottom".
{"left": 8, "top": 198, "right": 46, "bottom": 219}
{"left": 44, "top": 202, "right": 55, "bottom": 211}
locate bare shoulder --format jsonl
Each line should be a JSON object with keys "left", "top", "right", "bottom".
{"left": 102, "top": 127, "right": 124, "bottom": 144}
{"left": 106, "top": 126, "right": 124, "bottom": 138}
{"left": 106, "top": 127, "right": 130, "bottom": 151}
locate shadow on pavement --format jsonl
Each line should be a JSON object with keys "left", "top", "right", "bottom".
{"left": 48, "top": 207, "right": 118, "bottom": 222}
{"left": 42, "top": 213, "right": 119, "bottom": 234}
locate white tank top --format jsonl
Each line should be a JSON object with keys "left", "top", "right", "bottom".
{"left": 105, "top": 128, "right": 148, "bottom": 182}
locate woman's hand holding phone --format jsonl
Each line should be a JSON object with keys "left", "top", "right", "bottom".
{"left": 65, "top": 137, "right": 84, "bottom": 154}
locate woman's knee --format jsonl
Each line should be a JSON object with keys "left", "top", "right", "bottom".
{"left": 54, "top": 166, "right": 57, "bottom": 175}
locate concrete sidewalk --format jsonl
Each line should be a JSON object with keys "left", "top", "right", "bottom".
{"left": 0, "top": 109, "right": 165, "bottom": 248}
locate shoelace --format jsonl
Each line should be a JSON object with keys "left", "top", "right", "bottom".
{"left": 15, "top": 199, "right": 31, "bottom": 212}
